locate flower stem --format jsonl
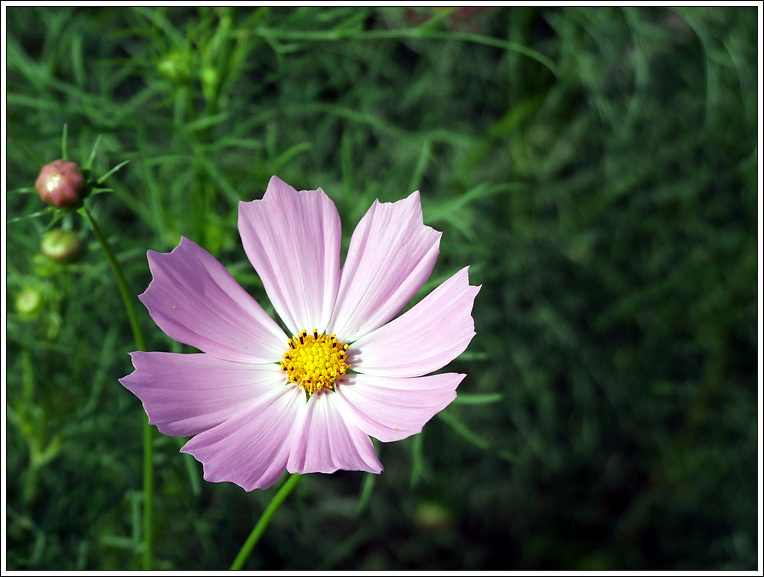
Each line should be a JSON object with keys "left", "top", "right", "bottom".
{"left": 79, "top": 207, "right": 146, "bottom": 351}
{"left": 79, "top": 206, "right": 153, "bottom": 570}
{"left": 230, "top": 473, "right": 303, "bottom": 570}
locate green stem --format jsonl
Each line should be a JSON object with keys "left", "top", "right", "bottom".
{"left": 230, "top": 473, "right": 303, "bottom": 570}
{"left": 79, "top": 207, "right": 146, "bottom": 352}
{"left": 79, "top": 206, "right": 153, "bottom": 570}
{"left": 141, "top": 413, "right": 154, "bottom": 570}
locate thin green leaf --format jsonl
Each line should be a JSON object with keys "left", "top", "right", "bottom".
{"left": 84, "top": 134, "right": 102, "bottom": 172}
{"left": 356, "top": 472, "right": 376, "bottom": 513}
{"left": 96, "top": 160, "right": 130, "bottom": 185}
{"left": 453, "top": 393, "right": 504, "bottom": 405}
{"left": 438, "top": 410, "right": 518, "bottom": 464}
{"left": 61, "top": 124, "right": 69, "bottom": 161}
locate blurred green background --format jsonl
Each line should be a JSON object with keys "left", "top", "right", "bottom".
{"left": 5, "top": 6, "right": 759, "bottom": 570}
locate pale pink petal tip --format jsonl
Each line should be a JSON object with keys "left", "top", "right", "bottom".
{"left": 180, "top": 385, "right": 304, "bottom": 491}
{"left": 287, "top": 390, "right": 383, "bottom": 475}
{"left": 353, "top": 267, "right": 480, "bottom": 378}
{"left": 336, "top": 372, "right": 466, "bottom": 443}
{"left": 139, "top": 236, "right": 286, "bottom": 363}
{"left": 330, "top": 190, "right": 442, "bottom": 342}
{"left": 119, "top": 352, "right": 286, "bottom": 438}
{"left": 238, "top": 177, "right": 342, "bottom": 336}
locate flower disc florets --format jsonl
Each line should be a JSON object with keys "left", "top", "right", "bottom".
{"left": 280, "top": 329, "right": 349, "bottom": 396}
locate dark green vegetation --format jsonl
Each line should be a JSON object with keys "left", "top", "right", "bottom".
{"left": 6, "top": 7, "right": 758, "bottom": 570}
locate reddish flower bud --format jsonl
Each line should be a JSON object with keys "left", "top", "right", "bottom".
{"left": 41, "top": 229, "right": 83, "bottom": 263}
{"left": 35, "top": 159, "right": 85, "bottom": 207}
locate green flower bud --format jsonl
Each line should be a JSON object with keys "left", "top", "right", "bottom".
{"left": 15, "top": 287, "right": 44, "bottom": 318}
{"left": 40, "top": 229, "right": 82, "bottom": 263}
{"left": 35, "top": 159, "right": 85, "bottom": 207}
{"left": 157, "top": 51, "right": 193, "bottom": 84}
{"left": 201, "top": 66, "right": 219, "bottom": 103}
{"left": 414, "top": 500, "right": 454, "bottom": 530}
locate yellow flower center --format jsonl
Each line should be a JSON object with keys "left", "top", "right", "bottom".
{"left": 280, "top": 329, "right": 350, "bottom": 396}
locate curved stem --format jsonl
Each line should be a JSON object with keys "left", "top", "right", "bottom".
{"left": 230, "top": 473, "right": 303, "bottom": 570}
{"left": 79, "top": 206, "right": 153, "bottom": 570}
{"left": 79, "top": 206, "right": 146, "bottom": 351}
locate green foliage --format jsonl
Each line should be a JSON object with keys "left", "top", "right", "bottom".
{"left": 5, "top": 6, "right": 758, "bottom": 570}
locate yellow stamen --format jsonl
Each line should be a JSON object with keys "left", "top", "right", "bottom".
{"left": 280, "top": 329, "right": 350, "bottom": 397}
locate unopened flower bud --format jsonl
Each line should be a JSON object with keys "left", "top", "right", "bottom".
{"left": 157, "top": 51, "right": 193, "bottom": 84}
{"left": 41, "top": 229, "right": 82, "bottom": 263}
{"left": 414, "top": 500, "right": 454, "bottom": 531}
{"left": 201, "top": 67, "right": 219, "bottom": 103}
{"left": 35, "top": 159, "right": 85, "bottom": 207}
{"left": 15, "top": 287, "right": 44, "bottom": 318}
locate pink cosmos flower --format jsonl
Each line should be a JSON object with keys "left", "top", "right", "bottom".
{"left": 120, "top": 176, "right": 480, "bottom": 491}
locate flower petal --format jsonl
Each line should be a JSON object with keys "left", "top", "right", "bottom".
{"left": 238, "top": 176, "right": 341, "bottom": 336}
{"left": 352, "top": 267, "right": 480, "bottom": 378}
{"left": 330, "top": 191, "right": 441, "bottom": 343}
{"left": 140, "top": 236, "right": 287, "bottom": 363}
{"left": 286, "top": 390, "right": 383, "bottom": 475}
{"left": 334, "top": 373, "right": 464, "bottom": 442}
{"left": 180, "top": 384, "right": 304, "bottom": 491}
{"left": 120, "top": 352, "right": 285, "bottom": 437}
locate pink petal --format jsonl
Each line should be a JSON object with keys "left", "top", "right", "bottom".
{"left": 330, "top": 191, "right": 441, "bottom": 343}
{"left": 334, "top": 373, "right": 465, "bottom": 442}
{"left": 286, "top": 390, "right": 383, "bottom": 475}
{"left": 119, "top": 352, "right": 285, "bottom": 437}
{"left": 238, "top": 176, "right": 341, "bottom": 336}
{"left": 140, "top": 237, "right": 287, "bottom": 363}
{"left": 351, "top": 267, "right": 480, "bottom": 378}
{"left": 180, "top": 384, "right": 304, "bottom": 491}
